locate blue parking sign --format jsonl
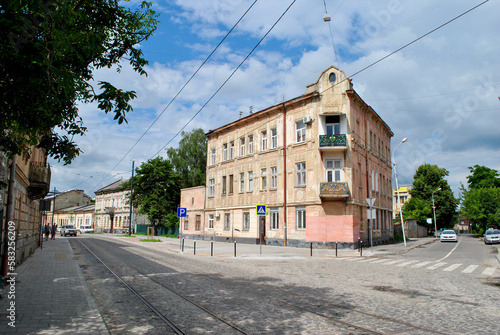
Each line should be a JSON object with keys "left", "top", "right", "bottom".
{"left": 177, "top": 207, "right": 187, "bottom": 217}
{"left": 256, "top": 204, "right": 267, "bottom": 216}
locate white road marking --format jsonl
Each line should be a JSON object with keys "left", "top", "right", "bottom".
{"left": 443, "top": 263, "right": 462, "bottom": 272}
{"left": 427, "top": 262, "right": 447, "bottom": 270}
{"left": 482, "top": 267, "right": 496, "bottom": 276}
{"left": 396, "top": 260, "right": 420, "bottom": 267}
{"left": 412, "top": 261, "right": 433, "bottom": 268}
{"left": 461, "top": 265, "right": 479, "bottom": 274}
{"left": 436, "top": 236, "right": 462, "bottom": 262}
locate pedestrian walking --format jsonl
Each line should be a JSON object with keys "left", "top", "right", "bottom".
{"left": 44, "top": 224, "right": 50, "bottom": 241}
{"left": 51, "top": 224, "right": 57, "bottom": 240}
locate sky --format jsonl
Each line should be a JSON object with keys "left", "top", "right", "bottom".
{"left": 48, "top": 0, "right": 500, "bottom": 199}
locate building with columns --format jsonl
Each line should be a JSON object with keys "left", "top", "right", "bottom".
{"left": 180, "top": 66, "right": 394, "bottom": 248}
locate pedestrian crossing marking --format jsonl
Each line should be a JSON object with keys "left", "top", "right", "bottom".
{"left": 444, "top": 264, "right": 462, "bottom": 272}
{"left": 396, "top": 260, "right": 419, "bottom": 267}
{"left": 462, "top": 265, "right": 479, "bottom": 273}
{"left": 427, "top": 262, "right": 447, "bottom": 270}
{"left": 482, "top": 267, "right": 496, "bottom": 276}
{"left": 371, "top": 258, "right": 393, "bottom": 264}
{"left": 383, "top": 259, "right": 406, "bottom": 265}
{"left": 412, "top": 261, "right": 433, "bottom": 268}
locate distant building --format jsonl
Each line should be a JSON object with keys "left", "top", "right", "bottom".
{"left": 393, "top": 185, "right": 412, "bottom": 219}
{"left": 52, "top": 203, "right": 95, "bottom": 231}
{"left": 94, "top": 180, "right": 149, "bottom": 233}
{"left": 456, "top": 217, "right": 471, "bottom": 233}
{"left": 42, "top": 189, "right": 92, "bottom": 226}
{"left": 180, "top": 66, "right": 394, "bottom": 248}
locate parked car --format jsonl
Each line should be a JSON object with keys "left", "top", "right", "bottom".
{"left": 60, "top": 225, "right": 78, "bottom": 237}
{"left": 484, "top": 229, "right": 500, "bottom": 244}
{"left": 79, "top": 225, "right": 94, "bottom": 233}
{"left": 440, "top": 230, "right": 457, "bottom": 242}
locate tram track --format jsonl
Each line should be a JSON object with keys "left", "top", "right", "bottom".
{"left": 74, "top": 237, "right": 447, "bottom": 334}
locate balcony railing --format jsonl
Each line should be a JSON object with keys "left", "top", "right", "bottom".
{"left": 320, "top": 182, "right": 349, "bottom": 198}
{"left": 28, "top": 162, "right": 51, "bottom": 199}
{"left": 319, "top": 134, "right": 347, "bottom": 148}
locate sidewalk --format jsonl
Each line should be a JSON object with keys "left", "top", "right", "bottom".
{"left": 0, "top": 238, "right": 109, "bottom": 334}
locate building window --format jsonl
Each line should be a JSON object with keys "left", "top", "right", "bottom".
{"left": 184, "top": 216, "right": 189, "bottom": 230}
{"left": 248, "top": 135, "right": 253, "bottom": 154}
{"left": 296, "top": 120, "right": 305, "bottom": 143}
{"left": 240, "top": 137, "right": 245, "bottom": 156}
{"left": 248, "top": 171, "right": 254, "bottom": 191}
{"left": 261, "top": 168, "right": 267, "bottom": 190}
{"left": 296, "top": 207, "right": 306, "bottom": 229}
{"left": 261, "top": 130, "right": 267, "bottom": 151}
{"left": 195, "top": 215, "right": 201, "bottom": 231}
{"left": 326, "top": 115, "right": 341, "bottom": 135}
{"left": 295, "top": 162, "right": 306, "bottom": 186}
{"left": 271, "top": 128, "right": 277, "bottom": 149}
{"left": 208, "top": 179, "right": 215, "bottom": 196}
{"left": 326, "top": 160, "right": 342, "bottom": 182}
{"left": 223, "top": 143, "right": 228, "bottom": 161}
{"left": 243, "top": 212, "right": 250, "bottom": 230}
{"left": 229, "top": 174, "right": 234, "bottom": 194}
{"left": 208, "top": 214, "right": 214, "bottom": 229}
{"left": 239, "top": 173, "right": 245, "bottom": 193}
{"left": 222, "top": 176, "right": 227, "bottom": 195}
{"left": 224, "top": 213, "right": 230, "bottom": 230}
{"left": 270, "top": 166, "right": 277, "bottom": 189}
{"left": 211, "top": 148, "right": 216, "bottom": 165}
{"left": 230, "top": 141, "right": 234, "bottom": 159}
{"left": 270, "top": 208, "right": 279, "bottom": 230}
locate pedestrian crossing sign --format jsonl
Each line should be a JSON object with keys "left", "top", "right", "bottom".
{"left": 256, "top": 204, "right": 267, "bottom": 216}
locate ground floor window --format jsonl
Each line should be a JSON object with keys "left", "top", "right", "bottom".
{"left": 243, "top": 212, "right": 250, "bottom": 230}
{"left": 224, "top": 213, "right": 230, "bottom": 230}
{"left": 208, "top": 214, "right": 214, "bottom": 229}
{"left": 270, "top": 208, "right": 279, "bottom": 230}
{"left": 184, "top": 216, "right": 189, "bottom": 230}
{"left": 296, "top": 207, "right": 306, "bottom": 229}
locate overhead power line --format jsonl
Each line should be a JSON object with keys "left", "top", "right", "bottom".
{"left": 92, "top": 0, "right": 260, "bottom": 191}
{"left": 150, "top": 0, "right": 299, "bottom": 158}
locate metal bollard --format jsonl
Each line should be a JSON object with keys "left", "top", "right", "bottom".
{"left": 310, "top": 242, "right": 313, "bottom": 257}
{"left": 234, "top": 241, "right": 237, "bottom": 257}
{"left": 211, "top": 241, "right": 214, "bottom": 257}
{"left": 358, "top": 237, "right": 360, "bottom": 252}
{"left": 194, "top": 241, "right": 196, "bottom": 255}
{"left": 335, "top": 242, "right": 338, "bottom": 257}
{"left": 181, "top": 238, "right": 185, "bottom": 252}
{"left": 360, "top": 240, "right": 363, "bottom": 257}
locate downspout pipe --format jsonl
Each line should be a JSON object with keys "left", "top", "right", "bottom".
{"left": 283, "top": 103, "right": 287, "bottom": 247}
{"left": 2, "top": 155, "right": 16, "bottom": 276}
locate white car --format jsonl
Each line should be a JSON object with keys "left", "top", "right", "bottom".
{"left": 484, "top": 229, "right": 500, "bottom": 244}
{"left": 440, "top": 230, "right": 457, "bottom": 242}
{"left": 79, "top": 225, "right": 94, "bottom": 233}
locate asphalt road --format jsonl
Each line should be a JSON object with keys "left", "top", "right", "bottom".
{"left": 70, "top": 234, "right": 500, "bottom": 335}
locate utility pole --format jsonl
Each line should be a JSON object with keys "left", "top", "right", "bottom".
{"left": 128, "top": 160, "right": 134, "bottom": 235}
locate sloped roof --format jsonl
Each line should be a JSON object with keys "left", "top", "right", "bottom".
{"left": 95, "top": 179, "right": 129, "bottom": 195}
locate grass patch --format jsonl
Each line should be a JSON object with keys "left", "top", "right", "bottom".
{"left": 139, "top": 239, "right": 162, "bottom": 242}
{"left": 117, "top": 234, "right": 134, "bottom": 237}
{"left": 134, "top": 232, "right": 147, "bottom": 235}
{"left": 86, "top": 232, "right": 102, "bottom": 234}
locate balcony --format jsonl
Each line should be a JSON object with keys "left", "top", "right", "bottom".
{"left": 28, "top": 162, "right": 51, "bottom": 199}
{"left": 319, "top": 182, "right": 349, "bottom": 199}
{"left": 319, "top": 134, "right": 347, "bottom": 151}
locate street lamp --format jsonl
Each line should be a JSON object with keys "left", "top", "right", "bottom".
{"left": 432, "top": 187, "right": 441, "bottom": 238}
{"left": 392, "top": 137, "right": 407, "bottom": 247}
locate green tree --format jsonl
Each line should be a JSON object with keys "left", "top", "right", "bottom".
{"left": 403, "top": 164, "right": 458, "bottom": 228}
{"left": 0, "top": 1, "right": 158, "bottom": 164}
{"left": 460, "top": 165, "right": 500, "bottom": 230}
{"left": 166, "top": 128, "right": 207, "bottom": 189}
{"left": 124, "top": 157, "right": 180, "bottom": 227}
{"left": 466, "top": 165, "right": 500, "bottom": 189}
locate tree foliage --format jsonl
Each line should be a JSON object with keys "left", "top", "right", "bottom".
{"left": 402, "top": 164, "right": 458, "bottom": 229}
{"left": 123, "top": 157, "right": 180, "bottom": 227}
{"left": 166, "top": 128, "right": 207, "bottom": 189}
{"left": 0, "top": 0, "right": 158, "bottom": 164}
{"left": 460, "top": 165, "right": 500, "bottom": 230}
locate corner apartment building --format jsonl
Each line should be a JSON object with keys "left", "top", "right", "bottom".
{"left": 181, "top": 66, "right": 394, "bottom": 248}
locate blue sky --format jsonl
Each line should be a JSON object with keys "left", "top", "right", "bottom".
{"left": 49, "top": 0, "right": 500, "bottom": 198}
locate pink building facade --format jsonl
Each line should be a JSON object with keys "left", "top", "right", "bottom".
{"left": 180, "top": 66, "right": 394, "bottom": 248}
